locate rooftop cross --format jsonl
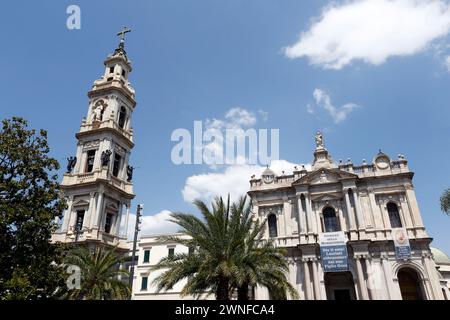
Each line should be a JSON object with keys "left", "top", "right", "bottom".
{"left": 117, "top": 26, "right": 132, "bottom": 44}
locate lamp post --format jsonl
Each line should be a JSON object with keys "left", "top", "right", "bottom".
{"left": 128, "top": 204, "right": 143, "bottom": 296}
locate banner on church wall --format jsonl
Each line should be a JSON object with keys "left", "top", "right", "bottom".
{"left": 319, "top": 231, "right": 349, "bottom": 272}
{"left": 392, "top": 228, "right": 411, "bottom": 260}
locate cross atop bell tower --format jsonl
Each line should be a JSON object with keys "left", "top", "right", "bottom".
{"left": 52, "top": 30, "right": 137, "bottom": 252}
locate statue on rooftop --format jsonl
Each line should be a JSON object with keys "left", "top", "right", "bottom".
{"left": 315, "top": 131, "right": 324, "bottom": 149}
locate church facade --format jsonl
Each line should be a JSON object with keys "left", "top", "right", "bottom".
{"left": 52, "top": 35, "right": 136, "bottom": 252}
{"left": 50, "top": 35, "right": 449, "bottom": 300}
{"left": 248, "top": 133, "right": 446, "bottom": 300}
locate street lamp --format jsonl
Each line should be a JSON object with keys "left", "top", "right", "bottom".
{"left": 128, "top": 204, "right": 143, "bottom": 295}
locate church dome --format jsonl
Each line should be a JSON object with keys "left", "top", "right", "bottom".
{"left": 431, "top": 247, "right": 450, "bottom": 265}
{"left": 261, "top": 167, "right": 276, "bottom": 184}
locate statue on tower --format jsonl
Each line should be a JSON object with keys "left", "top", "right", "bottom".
{"left": 101, "top": 150, "right": 112, "bottom": 167}
{"left": 126, "top": 165, "right": 134, "bottom": 182}
{"left": 315, "top": 131, "right": 324, "bottom": 149}
{"left": 66, "top": 156, "right": 77, "bottom": 173}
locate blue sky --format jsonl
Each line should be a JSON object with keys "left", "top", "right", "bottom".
{"left": 1, "top": 0, "right": 450, "bottom": 253}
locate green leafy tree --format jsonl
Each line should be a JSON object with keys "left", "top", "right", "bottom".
{"left": 151, "top": 196, "right": 298, "bottom": 300}
{"left": 61, "top": 246, "right": 130, "bottom": 300}
{"left": 0, "top": 117, "right": 66, "bottom": 300}
{"left": 441, "top": 188, "right": 450, "bottom": 215}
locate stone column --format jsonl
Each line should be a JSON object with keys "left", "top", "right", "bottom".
{"left": 380, "top": 255, "right": 393, "bottom": 299}
{"left": 398, "top": 201, "right": 413, "bottom": 229}
{"left": 355, "top": 256, "right": 369, "bottom": 300}
{"left": 123, "top": 204, "right": 130, "bottom": 237}
{"left": 303, "top": 259, "right": 313, "bottom": 300}
{"left": 94, "top": 192, "right": 104, "bottom": 228}
{"left": 297, "top": 196, "right": 307, "bottom": 234}
{"left": 337, "top": 205, "right": 346, "bottom": 232}
{"left": 312, "top": 259, "right": 321, "bottom": 300}
{"left": 352, "top": 191, "right": 365, "bottom": 230}
{"left": 84, "top": 192, "right": 96, "bottom": 229}
{"left": 364, "top": 257, "right": 377, "bottom": 300}
{"left": 114, "top": 203, "right": 124, "bottom": 236}
{"left": 344, "top": 190, "right": 355, "bottom": 230}
{"left": 305, "top": 195, "right": 315, "bottom": 234}
{"left": 61, "top": 196, "right": 74, "bottom": 232}
{"left": 422, "top": 254, "right": 443, "bottom": 300}
{"left": 404, "top": 186, "right": 424, "bottom": 227}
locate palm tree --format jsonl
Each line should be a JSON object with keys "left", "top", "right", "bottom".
{"left": 62, "top": 245, "right": 130, "bottom": 300}
{"left": 230, "top": 197, "right": 298, "bottom": 300}
{"left": 151, "top": 196, "right": 298, "bottom": 300}
{"left": 441, "top": 188, "right": 450, "bottom": 215}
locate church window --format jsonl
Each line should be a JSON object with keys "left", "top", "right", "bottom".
{"left": 168, "top": 247, "right": 175, "bottom": 258}
{"left": 143, "top": 250, "right": 150, "bottom": 263}
{"left": 85, "top": 150, "right": 96, "bottom": 173}
{"left": 387, "top": 202, "right": 402, "bottom": 228}
{"left": 323, "top": 207, "right": 340, "bottom": 232}
{"left": 141, "top": 276, "right": 148, "bottom": 291}
{"left": 109, "top": 66, "right": 114, "bottom": 74}
{"left": 118, "top": 106, "right": 127, "bottom": 128}
{"left": 122, "top": 70, "right": 126, "bottom": 77}
{"left": 112, "top": 153, "right": 122, "bottom": 177}
{"left": 104, "top": 213, "right": 113, "bottom": 233}
{"left": 75, "top": 210, "right": 85, "bottom": 232}
{"left": 268, "top": 214, "right": 278, "bottom": 238}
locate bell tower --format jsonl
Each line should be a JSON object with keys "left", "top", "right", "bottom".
{"left": 52, "top": 28, "right": 136, "bottom": 251}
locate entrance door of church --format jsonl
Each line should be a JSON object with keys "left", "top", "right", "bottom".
{"left": 398, "top": 268, "right": 423, "bottom": 300}
{"left": 324, "top": 272, "right": 357, "bottom": 300}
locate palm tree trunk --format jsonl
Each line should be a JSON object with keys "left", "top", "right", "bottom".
{"left": 216, "top": 276, "right": 230, "bottom": 300}
{"left": 237, "top": 282, "right": 249, "bottom": 300}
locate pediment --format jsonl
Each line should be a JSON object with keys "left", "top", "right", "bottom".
{"left": 72, "top": 199, "right": 90, "bottom": 207}
{"left": 311, "top": 193, "right": 342, "bottom": 202}
{"left": 293, "top": 168, "right": 357, "bottom": 186}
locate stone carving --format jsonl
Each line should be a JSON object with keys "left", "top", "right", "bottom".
{"left": 315, "top": 131, "right": 324, "bottom": 149}
{"left": 101, "top": 150, "right": 112, "bottom": 167}
{"left": 126, "top": 165, "right": 134, "bottom": 182}
{"left": 66, "top": 156, "right": 77, "bottom": 173}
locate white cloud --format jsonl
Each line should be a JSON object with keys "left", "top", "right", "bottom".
{"left": 182, "top": 160, "right": 307, "bottom": 204}
{"left": 202, "top": 107, "right": 269, "bottom": 167}
{"left": 284, "top": 0, "right": 450, "bottom": 69}
{"left": 125, "top": 210, "right": 179, "bottom": 239}
{"left": 309, "top": 89, "right": 360, "bottom": 123}
{"left": 445, "top": 55, "right": 450, "bottom": 71}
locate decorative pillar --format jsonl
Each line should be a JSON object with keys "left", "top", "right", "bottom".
{"left": 380, "top": 255, "right": 392, "bottom": 300}
{"left": 305, "top": 195, "right": 315, "bottom": 234}
{"left": 312, "top": 259, "right": 321, "bottom": 300}
{"left": 123, "top": 204, "right": 130, "bottom": 237}
{"left": 355, "top": 256, "right": 369, "bottom": 300}
{"left": 352, "top": 191, "right": 365, "bottom": 230}
{"left": 94, "top": 192, "right": 104, "bottom": 228}
{"left": 364, "top": 257, "right": 377, "bottom": 300}
{"left": 404, "top": 186, "right": 424, "bottom": 227}
{"left": 297, "top": 196, "right": 307, "bottom": 234}
{"left": 337, "top": 204, "right": 346, "bottom": 232}
{"left": 303, "top": 259, "right": 313, "bottom": 300}
{"left": 398, "top": 201, "right": 413, "bottom": 229}
{"left": 115, "top": 203, "right": 124, "bottom": 235}
{"left": 61, "top": 196, "right": 74, "bottom": 232}
{"left": 84, "top": 192, "right": 96, "bottom": 229}
{"left": 344, "top": 190, "right": 355, "bottom": 230}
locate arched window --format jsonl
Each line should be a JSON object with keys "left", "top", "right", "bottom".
{"left": 268, "top": 214, "right": 278, "bottom": 238}
{"left": 118, "top": 106, "right": 127, "bottom": 129}
{"left": 387, "top": 202, "right": 402, "bottom": 228}
{"left": 323, "top": 207, "right": 340, "bottom": 232}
